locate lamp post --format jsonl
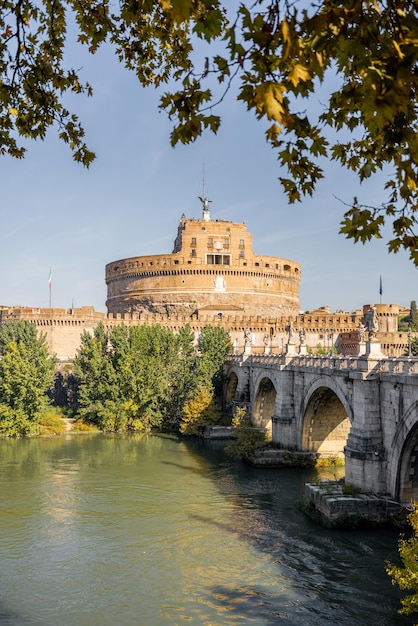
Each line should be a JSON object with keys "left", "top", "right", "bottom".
{"left": 330, "top": 328, "right": 335, "bottom": 355}
{"left": 408, "top": 325, "right": 412, "bottom": 357}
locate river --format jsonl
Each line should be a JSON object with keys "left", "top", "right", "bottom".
{"left": 0, "top": 433, "right": 412, "bottom": 625}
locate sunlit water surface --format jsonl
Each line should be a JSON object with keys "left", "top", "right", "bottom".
{"left": 0, "top": 434, "right": 411, "bottom": 625}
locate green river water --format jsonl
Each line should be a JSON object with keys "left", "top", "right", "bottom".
{"left": 0, "top": 433, "right": 412, "bottom": 625}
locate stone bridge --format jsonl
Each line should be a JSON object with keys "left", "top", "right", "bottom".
{"left": 225, "top": 348, "right": 418, "bottom": 503}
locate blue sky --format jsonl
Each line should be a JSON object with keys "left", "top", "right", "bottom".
{"left": 0, "top": 32, "right": 416, "bottom": 315}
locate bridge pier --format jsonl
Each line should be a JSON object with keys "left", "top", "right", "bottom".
{"left": 344, "top": 373, "right": 387, "bottom": 493}
{"left": 345, "top": 447, "right": 386, "bottom": 494}
{"left": 271, "top": 414, "right": 296, "bottom": 448}
{"left": 270, "top": 369, "right": 297, "bottom": 447}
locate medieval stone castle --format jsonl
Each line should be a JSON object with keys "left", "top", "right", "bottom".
{"left": 0, "top": 199, "right": 409, "bottom": 361}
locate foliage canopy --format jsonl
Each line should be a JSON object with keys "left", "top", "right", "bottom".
{"left": 73, "top": 322, "right": 231, "bottom": 433}
{"left": 387, "top": 503, "right": 418, "bottom": 621}
{"left": 3, "top": 1, "right": 418, "bottom": 261}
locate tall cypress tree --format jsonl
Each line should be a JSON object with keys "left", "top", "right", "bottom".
{"left": 410, "top": 301, "right": 418, "bottom": 331}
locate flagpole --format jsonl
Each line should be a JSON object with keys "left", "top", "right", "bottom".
{"left": 48, "top": 269, "right": 52, "bottom": 309}
{"left": 379, "top": 275, "right": 382, "bottom": 305}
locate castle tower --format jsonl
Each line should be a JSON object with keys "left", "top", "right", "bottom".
{"left": 105, "top": 203, "right": 301, "bottom": 318}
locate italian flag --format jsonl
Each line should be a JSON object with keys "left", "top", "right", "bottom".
{"left": 48, "top": 269, "right": 52, "bottom": 288}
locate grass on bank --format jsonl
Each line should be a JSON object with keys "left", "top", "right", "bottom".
{"left": 38, "top": 408, "right": 67, "bottom": 435}
{"left": 38, "top": 407, "right": 99, "bottom": 435}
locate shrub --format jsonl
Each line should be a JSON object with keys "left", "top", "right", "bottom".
{"left": 225, "top": 408, "right": 267, "bottom": 460}
{"left": 180, "top": 386, "right": 221, "bottom": 436}
{"left": 38, "top": 408, "right": 67, "bottom": 435}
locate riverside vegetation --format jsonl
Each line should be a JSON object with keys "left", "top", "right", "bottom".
{"left": 1, "top": 318, "right": 418, "bottom": 621}
{"left": 0, "top": 319, "right": 232, "bottom": 437}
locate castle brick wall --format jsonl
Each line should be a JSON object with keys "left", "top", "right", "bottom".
{"left": 105, "top": 215, "right": 301, "bottom": 317}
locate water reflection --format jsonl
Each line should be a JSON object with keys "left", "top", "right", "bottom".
{"left": 0, "top": 434, "right": 411, "bottom": 625}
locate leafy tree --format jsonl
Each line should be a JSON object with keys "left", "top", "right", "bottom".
{"left": 73, "top": 322, "right": 199, "bottom": 432}
{"left": 405, "top": 336, "right": 418, "bottom": 357}
{"left": 73, "top": 324, "right": 125, "bottom": 429}
{"left": 400, "top": 301, "right": 418, "bottom": 332}
{"left": 0, "top": 320, "right": 55, "bottom": 435}
{"left": 160, "top": 324, "right": 198, "bottom": 430}
{"left": 179, "top": 385, "right": 221, "bottom": 435}
{"left": 2, "top": 1, "right": 418, "bottom": 261}
{"left": 196, "top": 325, "right": 231, "bottom": 392}
{"left": 386, "top": 503, "right": 418, "bottom": 621}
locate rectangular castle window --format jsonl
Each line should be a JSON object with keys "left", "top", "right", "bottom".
{"left": 206, "top": 254, "right": 230, "bottom": 265}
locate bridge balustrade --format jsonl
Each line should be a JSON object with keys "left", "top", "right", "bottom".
{"left": 228, "top": 352, "right": 418, "bottom": 376}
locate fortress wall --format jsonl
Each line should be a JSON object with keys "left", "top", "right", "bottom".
{"left": 0, "top": 306, "right": 381, "bottom": 361}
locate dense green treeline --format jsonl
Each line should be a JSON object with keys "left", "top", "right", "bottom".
{"left": 0, "top": 320, "right": 231, "bottom": 436}
{"left": 0, "top": 320, "right": 55, "bottom": 435}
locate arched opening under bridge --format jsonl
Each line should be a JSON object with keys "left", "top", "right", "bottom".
{"left": 302, "top": 386, "right": 351, "bottom": 459}
{"left": 396, "top": 422, "right": 418, "bottom": 503}
{"left": 225, "top": 372, "right": 238, "bottom": 406}
{"left": 253, "top": 377, "right": 276, "bottom": 433}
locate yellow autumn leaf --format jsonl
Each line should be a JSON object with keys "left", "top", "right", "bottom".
{"left": 254, "top": 83, "right": 286, "bottom": 122}
{"left": 158, "top": 0, "right": 193, "bottom": 22}
{"left": 8, "top": 107, "right": 18, "bottom": 116}
{"left": 288, "top": 64, "right": 311, "bottom": 87}
{"left": 281, "top": 20, "right": 291, "bottom": 58}
{"left": 407, "top": 176, "right": 417, "bottom": 191}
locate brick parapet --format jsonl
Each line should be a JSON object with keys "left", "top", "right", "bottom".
{"left": 0, "top": 304, "right": 409, "bottom": 361}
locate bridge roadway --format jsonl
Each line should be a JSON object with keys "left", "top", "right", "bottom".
{"left": 225, "top": 345, "right": 418, "bottom": 502}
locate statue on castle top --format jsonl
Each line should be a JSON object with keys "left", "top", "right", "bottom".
{"left": 365, "top": 306, "right": 379, "bottom": 340}
{"left": 263, "top": 333, "right": 269, "bottom": 346}
{"left": 198, "top": 196, "right": 211, "bottom": 220}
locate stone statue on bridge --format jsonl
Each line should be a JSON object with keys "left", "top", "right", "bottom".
{"left": 244, "top": 328, "right": 252, "bottom": 347}
{"left": 285, "top": 321, "right": 296, "bottom": 344}
{"left": 365, "top": 306, "right": 379, "bottom": 340}
{"left": 299, "top": 328, "right": 306, "bottom": 345}
{"left": 357, "top": 321, "right": 367, "bottom": 343}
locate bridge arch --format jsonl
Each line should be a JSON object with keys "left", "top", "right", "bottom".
{"left": 253, "top": 376, "right": 276, "bottom": 433}
{"left": 225, "top": 371, "right": 239, "bottom": 405}
{"left": 223, "top": 363, "right": 250, "bottom": 406}
{"left": 388, "top": 401, "right": 418, "bottom": 502}
{"left": 300, "top": 377, "right": 353, "bottom": 458}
